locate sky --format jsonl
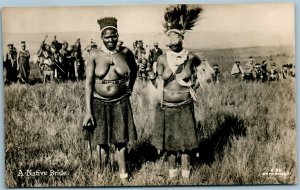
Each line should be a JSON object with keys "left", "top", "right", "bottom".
{"left": 1, "top": 3, "right": 295, "bottom": 51}
{"left": 2, "top": 3, "right": 294, "bottom": 35}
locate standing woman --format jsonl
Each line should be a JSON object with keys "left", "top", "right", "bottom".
{"left": 150, "top": 5, "right": 203, "bottom": 179}
{"left": 17, "top": 41, "right": 31, "bottom": 84}
{"left": 4, "top": 44, "right": 18, "bottom": 84}
{"left": 82, "top": 17, "right": 138, "bottom": 181}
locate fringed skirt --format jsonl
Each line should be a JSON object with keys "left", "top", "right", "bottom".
{"left": 85, "top": 95, "right": 137, "bottom": 145}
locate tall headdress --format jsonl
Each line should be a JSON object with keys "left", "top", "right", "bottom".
{"left": 163, "top": 4, "right": 202, "bottom": 36}
{"left": 97, "top": 17, "right": 118, "bottom": 34}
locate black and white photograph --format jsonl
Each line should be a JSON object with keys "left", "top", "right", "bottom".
{"left": 2, "top": 2, "right": 296, "bottom": 187}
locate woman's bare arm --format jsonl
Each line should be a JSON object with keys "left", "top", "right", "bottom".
{"left": 83, "top": 52, "right": 96, "bottom": 125}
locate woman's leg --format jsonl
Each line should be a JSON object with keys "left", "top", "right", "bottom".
{"left": 115, "top": 143, "right": 128, "bottom": 180}
{"left": 97, "top": 145, "right": 108, "bottom": 172}
{"left": 181, "top": 151, "right": 191, "bottom": 178}
{"left": 168, "top": 151, "right": 176, "bottom": 169}
{"left": 168, "top": 151, "right": 178, "bottom": 178}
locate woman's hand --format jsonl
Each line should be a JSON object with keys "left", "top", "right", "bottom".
{"left": 82, "top": 113, "right": 94, "bottom": 128}
{"left": 127, "top": 88, "right": 132, "bottom": 96}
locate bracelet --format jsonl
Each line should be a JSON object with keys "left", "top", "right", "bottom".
{"left": 149, "top": 72, "right": 156, "bottom": 80}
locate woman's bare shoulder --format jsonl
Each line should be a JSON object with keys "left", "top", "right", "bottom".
{"left": 157, "top": 53, "right": 167, "bottom": 63}
{"left": 91, "top": 49, "right": 109, "bottom": 60}
{"left": 120, "top": 46, "right": 134, "bottom": 56}
{"left": 188, "top": 52, "right": 201, "bottom": 66}
{"left": 188, "top": 52, "right": 199, "bottom": 59}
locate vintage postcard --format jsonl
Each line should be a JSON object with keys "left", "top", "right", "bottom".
{"left": 2, "top": 3, "right": 296, "bottom": 187}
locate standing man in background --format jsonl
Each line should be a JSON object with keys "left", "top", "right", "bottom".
{"left": 59, "top": 41, "right": 69, "bottom": 81}
{"left": 17, "top": 41, "right": 31, "bottom": 84}
{"left": 231, "top": 60, "right": 244, "bottom": 79}
{"left": 149, "top": 42, "right": 163, "bottom": 73}
{"left": 4, "top": 44, "right": 18, "bottom": 85}
{"left": 134, "top": 40, "right": 147, "bottom": 80}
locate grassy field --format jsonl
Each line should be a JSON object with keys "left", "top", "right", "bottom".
{"left": 4, "top": 49, "right": 296, "bottom": 187}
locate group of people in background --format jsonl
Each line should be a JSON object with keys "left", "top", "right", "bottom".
{"left": 4, "top": 42, "right": 30, "bottom": 85}
{"left": 3, "top": 37, "right": 165, "bottom": 85}
{"left": 36, "top": 36, "right": 86, "bottom": 83}
{"left": 231, "top": 56, "right": 295, "bottom": 82}
{"left": 5, "top": 35, "right": 295, "bottom": 86}
{"left": 3, "top": 36, "right": 100, "bottom": 85}
{"left": 132, "top": 40, "right": 163, "bottom": 81}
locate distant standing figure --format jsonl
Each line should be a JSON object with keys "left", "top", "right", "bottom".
{"left": 39, "top": 44, "right": 55, "bottom": 83}
{"left": 282, "top": 64, "right": 289, "bottom": 79}
{"left": 260, "top": 60, "right": 268, "bottom": 82}
{"left": 243, "top": 61, "right": 254, "bottom": 82}
{"left": 66, "top": 45, "right": 76, "bottom": 81}
{"left": 73, "top": 40, "right": 85, "bottom": 81}
{"left": 4, "top": 44, "right": 18, "bottom": 84}
{"left": 149, "top": 42, "right": 163, "bottom": 73}
{"left": 253, "top": 63, "right": 262, "bottom": 82}
{"left": 212, "top": 64, "right": 220, "bottom": 83}
{"left": 74, "top": 38, "right": 82, "bottom": 59}
{"left": 59, "top": 41, "right": 69, "bottom": 80}
{"left": 289, "top": 64, "right": 295, "bottom": 77}
{"left": 17, "top": 41, "right": 31, "bottom": 83}
{"left": 231, "top": 61, "right": 244, "bottom": 79}
{"left": 50, "top": 44, "right": 63, "bottom": 81}
{"left": 248, "top": 56, "right": 256, "bottom": 67}
{"left": 268, "top": 62, "right": 279, "bottom": 81}
{"left": 132, "top": 41, "right": 137, "bottom": 50}
{"left": 134, "top": 40, "right": 147, "bottom": 80}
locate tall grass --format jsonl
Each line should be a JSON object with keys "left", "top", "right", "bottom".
{"left": 4, "top": 48, "right": 296, "bottom": 187}
{"left": 4, "top": 74, "right": 296, "bottom": 187}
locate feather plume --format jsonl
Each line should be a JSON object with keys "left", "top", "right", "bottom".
{"left": 163, "top": 4, "right": 202, "bottom": 34}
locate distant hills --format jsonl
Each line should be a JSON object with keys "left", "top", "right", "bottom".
{"left": 192, "top": 45, "right": 295, "bottom": 58}
{"left": 2, "top": 30, "right": 294, "bottom": 58}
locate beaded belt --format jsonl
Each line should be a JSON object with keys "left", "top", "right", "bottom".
{"left": 95, "top": 76, "right": 128, "bottom": 84}
{"left": 93, "top": 91, "right": 131, "bottom": 103}
{"left": 160, "top": 98, "right": 193, "bottom": 108}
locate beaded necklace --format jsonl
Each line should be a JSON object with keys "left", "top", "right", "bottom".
{"left": 101, "top": 45, "right": 118, "bottom": 65}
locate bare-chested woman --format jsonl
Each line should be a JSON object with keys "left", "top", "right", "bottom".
{"left": 150, "top": 5, "right": 202, "bottom": 179}
{"left": 82, "top": 17, "right": 137, "bottom": 181}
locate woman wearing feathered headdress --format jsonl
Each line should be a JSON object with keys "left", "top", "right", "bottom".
{"left": 150, "top": 4, "right": 203, "bottom": 179}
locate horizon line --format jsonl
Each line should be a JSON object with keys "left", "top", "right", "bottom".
{"left": 3, "top": 30, "right": 294, "bottom": 35}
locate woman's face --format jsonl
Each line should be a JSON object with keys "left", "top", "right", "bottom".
{"left": 101, "top": 28, "right": 119, "bottom": 51}
{"left": 166, "top": 32, "right": 183, "bottom": 52}
{"left": 21, "top": 43, "right": 26, "bottom": 51}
